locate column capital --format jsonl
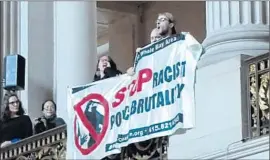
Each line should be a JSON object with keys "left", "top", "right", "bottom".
{"left": 200, "top": 1, "right": 270, "bottom": 67}
{"left": 205, "top": 1, "right": 269, "bottom": 36}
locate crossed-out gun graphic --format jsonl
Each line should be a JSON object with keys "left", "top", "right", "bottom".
{"left": 77, "top": 101, "right": 104, "bottom": 147}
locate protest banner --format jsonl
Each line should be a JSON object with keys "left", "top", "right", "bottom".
{"left": 66, "top": 33, "right": 202, "bottom": 159}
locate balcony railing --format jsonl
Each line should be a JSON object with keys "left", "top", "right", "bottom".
{"left": 0, "top": 124, "right": 168, "bottom": 160}
{"left": 2, "top": 53, "right": 268, "bottom": 159}
{"left": 0, "top": 125, "right": 67, "bottom": 160}
{"left": 246, "top": 53, "right": 269, "bottom": 138}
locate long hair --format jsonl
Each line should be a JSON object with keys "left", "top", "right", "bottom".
{"left": 169, "top": 20, "right": 177, "bottom": 35}
{"left": 94, "top": 56, "right": 119, "bottom": 81}
{"left": 1, "top": 92, "right": 25, "bottom": 122}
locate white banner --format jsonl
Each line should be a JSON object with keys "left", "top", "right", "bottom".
{"left": 66, "top": 33, "right": 202, "bottom": 159}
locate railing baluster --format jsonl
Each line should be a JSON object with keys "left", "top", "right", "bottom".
{"left": 9, "top": 149, "right": 12, "bottom": 158}
{"left": 246, "top": 53, "right": 269, "bottom": 139}
{"left": 14, "top": 148, "right": 17, "bottom": 156}
{"left": 4, "top": 151, "right": 8, "bottom": 159}
{"left": 52, "top": 135, "right": 55, "bottom": 142}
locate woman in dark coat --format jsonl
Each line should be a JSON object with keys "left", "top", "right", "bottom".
{"left": 34, "top": 100, "right": 65, "bottom": 134}
{"left": 93, "top": 55, "right": 122, "bottom": 160}
{"left": 0, "top": 92, "right": 33, "bottom": 148}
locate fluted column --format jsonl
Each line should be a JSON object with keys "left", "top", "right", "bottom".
{"left": 10, "top": 1, "right": 19, "bottom": 54}
{"left": 202, "top": 1, "right": 269, "bottom": 66}
{"left": 0, "top": 1, "right": 19, "bottom": 109}
{"left": 0, "top": 2, "right": 7, "bottom": 109}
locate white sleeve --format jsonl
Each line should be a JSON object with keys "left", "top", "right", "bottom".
{"left": 184, "top": 32, "right": 203, "bottom": 61}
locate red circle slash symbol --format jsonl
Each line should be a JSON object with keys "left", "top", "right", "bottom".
{"left": 73, "top": 93, "right": 109, "bottom": 155}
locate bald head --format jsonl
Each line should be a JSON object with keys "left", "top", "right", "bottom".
{"left": 150, "top": 28, "right": 161, "bottom": 43}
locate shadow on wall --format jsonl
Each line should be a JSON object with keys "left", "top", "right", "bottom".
{"left": 27, "top": 78, "right": 53, "bottom": 119}
{"left": 97, "top": 43, "right": 110, "bottom": 58}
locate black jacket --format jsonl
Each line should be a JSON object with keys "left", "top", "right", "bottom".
{"left": 34, "top": 116, "right": 65, "bottom": 134}
{"left": 94, "top": 67, "right": 122, "bottom": 82}
{"left": 0, "top": 115, "right": 33, "bottom": 143}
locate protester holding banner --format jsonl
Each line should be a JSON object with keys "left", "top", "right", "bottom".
{"left": 92, "top": 55, "right": 122, "bottom": 160}
{"left": 67, "top": 12, "right": 202, "bottom": 159}
{"left": 125, "top": 27, "right": 169, "bottom": 159}
{"left": 127, "top": 28, "right": 162, "bottom": 76}
{"left": 127, "top": 12, "right": 176, "bottom": 77}
{"left": 122, "top": 13, "right": 178, "bottom": 159}
{"left": 150, "top": 28, "right": 162, "bottom": 43}
{"left": 124, "top": 12, "right": 178, "bottom": 159}
{"left": 156, "top": 12, "right": 177, "bottom": 38}
{"left": 94, "top": 55, "right": 122, "bottom": 82}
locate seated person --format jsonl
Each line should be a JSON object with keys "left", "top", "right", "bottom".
{"left": 34, "top": 100, "right": 65, "bottom": 134}
{"left": 0, "top": 92, "right": 33, "bottom": 148}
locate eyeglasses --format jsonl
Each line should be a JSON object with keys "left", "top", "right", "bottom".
{"left": 9, "top": 100, "right": 20, "bottom": 105}
{"left": 156, "top": 18, "right": 170, "bottom": 24}
{"left": 43, "top": 106, "right": 55, "bottom": 111}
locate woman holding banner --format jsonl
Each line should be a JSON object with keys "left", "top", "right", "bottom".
{"left": 93, "top": 55, "right": 123, "bottom": 160}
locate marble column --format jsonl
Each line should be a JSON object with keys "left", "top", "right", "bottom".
{"left": 10, "top": 1, "right": 19, "bottom": 54}
{"left": 18, "top": 2, "right": 55, "bottom": 119}
{"left": 54, "top": 1, "right": 97, "bottom": 121}
{"left": 201, "top": 1, "right": 269, "bottom": 67}
{"left": 0, "top": 1, "right": 19, "bottom": 110}
{"left": 0, "top": 2, "right": 9, "bottom": 109}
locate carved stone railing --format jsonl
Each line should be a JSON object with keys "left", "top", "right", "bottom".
{"left": 0, "top": 123, "right": 168, "bottom": 160}
{"left": 99, "top": 137, "right": 168, "bottom": 160}
{"left": 246, "top": 53, "right": 269, "bottom": 138}
{"left": 123, "top": 136, "right": 168, "bottom": 160}
{"left": 0, "top": 125, "right": 67, "bottom": 160}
